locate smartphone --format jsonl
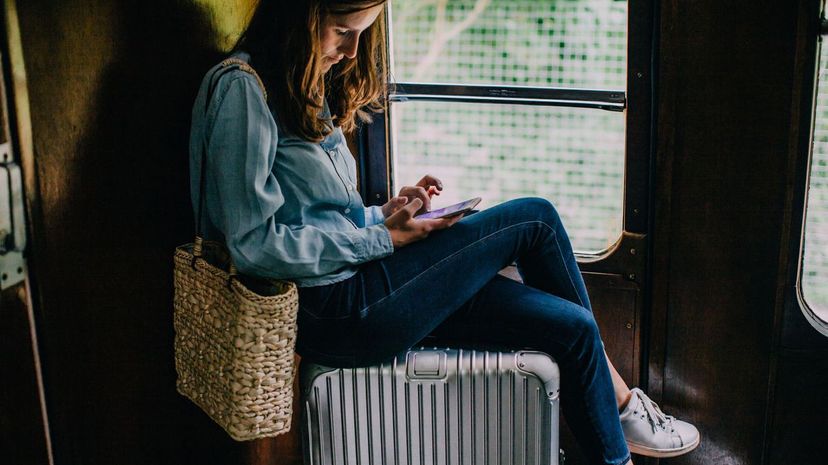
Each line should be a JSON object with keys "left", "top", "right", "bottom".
{"left": 415, "top": 197, "right": 482, "bottom": 220}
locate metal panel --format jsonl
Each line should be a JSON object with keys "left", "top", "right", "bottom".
{"left": 0, "top": 159, "right": 26, "bottom": 289}
{"left": 389, "top": 83, "right": 626, "bottom": 112}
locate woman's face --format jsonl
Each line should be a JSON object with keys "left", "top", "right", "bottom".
{"left": 319, "top": 3, "right": 384, "bottom": 72}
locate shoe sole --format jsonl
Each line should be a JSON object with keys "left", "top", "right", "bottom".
{"left": 627, "top": 435, "right": 701, "bottom": 458}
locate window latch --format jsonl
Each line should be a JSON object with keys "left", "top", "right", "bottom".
{"left": 0, "top": 142, "right": 27, "bottom": 289}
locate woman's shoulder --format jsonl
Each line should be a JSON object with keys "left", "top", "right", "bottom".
{"left": 193, "top": 52, "right": 278, "bottom": 134}
{"left": 201, "top": 53, "right": 265, "bottom": 97}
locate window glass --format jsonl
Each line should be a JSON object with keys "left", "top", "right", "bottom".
{"left": 390, "top": 0, "right": 627, "bottom": 90}
{"left": 388, "top": 0, "right": 628, "bottom": 253}
{"left": 802, "top": 39, "right": 828, "bottom": 321}
{"left": 391, "top": 102, "right": 625, "bottom": 253}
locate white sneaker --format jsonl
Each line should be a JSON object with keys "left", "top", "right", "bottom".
{"left": 619, "top": 388, "right": 701, "bottom": 458}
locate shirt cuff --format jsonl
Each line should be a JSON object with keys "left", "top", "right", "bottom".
{"left": 364, "top": 205, "right": 386, "bottom": 227}
{"left": 358, "top": 223, "right": 394, "bottom": 261}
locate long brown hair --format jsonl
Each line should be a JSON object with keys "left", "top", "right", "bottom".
{"left": 234, "top": 0, "right": 388, "bottom": 142}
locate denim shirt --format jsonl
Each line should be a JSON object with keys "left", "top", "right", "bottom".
{"left": 189, "top": 53, "right": 393, "bottom": 287}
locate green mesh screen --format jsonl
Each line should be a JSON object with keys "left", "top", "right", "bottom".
{"left": 390, "top": 0, "right": 627, "bottom": 89}
{"left": 389, "top": 0, "right": 627, "bottom": 252}
{"left": 391, "top": 102, "right": 625, "bottom": 252}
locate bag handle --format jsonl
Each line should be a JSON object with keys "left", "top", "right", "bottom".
{"left": 193, "top": 57, "right": 268, "bottom": 277}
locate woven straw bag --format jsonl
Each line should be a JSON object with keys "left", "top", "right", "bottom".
{"left": 173, "top": 58, "right": 299, "bottom": 441}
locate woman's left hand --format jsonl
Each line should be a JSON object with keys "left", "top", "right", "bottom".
{"left": 393, "top": 175, "right": 443, "bottom": 216}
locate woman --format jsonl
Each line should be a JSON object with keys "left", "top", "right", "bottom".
{"left": 189, "top": 1, "right": 699, "bottom": 463}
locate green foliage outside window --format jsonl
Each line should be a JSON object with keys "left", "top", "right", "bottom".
{"left": 389, "top": 0, "right": 626, "bottom": 253}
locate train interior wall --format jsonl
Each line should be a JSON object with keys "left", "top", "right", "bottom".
{"left": 2, "top": 0, "right": 827, "bottom": 465}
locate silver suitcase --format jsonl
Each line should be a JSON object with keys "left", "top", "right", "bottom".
{"left": 300, "top": 348, "right": 561, "bottom": 465}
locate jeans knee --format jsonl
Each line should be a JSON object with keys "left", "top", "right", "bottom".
{"left": 516, "top": 197, "right": 561, "bottom": 227}
{"left": 568, "top": 310, "right": 603, "bottom": 357}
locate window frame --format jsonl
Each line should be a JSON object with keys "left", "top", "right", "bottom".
{"left": 791, "top": 0, "right": 828, "bottom": 338}
{"left": 358, "top": 0, "right": 655, "bottom": 265}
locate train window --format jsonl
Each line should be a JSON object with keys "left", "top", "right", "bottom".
{"left": 387, "top": 0, "right": 628, "bottom": 253}
{"left": 802, "top": 31, "right": 828, "bottom": 329}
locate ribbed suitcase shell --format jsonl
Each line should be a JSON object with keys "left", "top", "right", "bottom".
{"left": 300, "top": 348, "right": 560, "bottom": 465}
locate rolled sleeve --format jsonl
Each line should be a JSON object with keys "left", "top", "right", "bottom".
{"left": 357, "top": 223, "right": 394, "bottom": 259}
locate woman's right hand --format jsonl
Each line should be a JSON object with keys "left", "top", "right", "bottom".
{"left": 384, "top": 198, "right": 462, "bottom": 248}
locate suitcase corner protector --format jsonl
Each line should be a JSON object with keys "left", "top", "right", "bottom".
{"left": 516, "top": 351, "right": 561, "bottom": 399}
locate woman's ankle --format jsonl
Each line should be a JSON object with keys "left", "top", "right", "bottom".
{"left": 618, "top": 390, "right": 633, "bottom": 411}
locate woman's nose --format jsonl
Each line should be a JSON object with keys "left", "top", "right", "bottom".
{"left": 340, "top": 35, "right": 359, "bottom": 59}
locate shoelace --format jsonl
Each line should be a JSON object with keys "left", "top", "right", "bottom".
{"left": 636, "top": 391, "right": 676, "bottom": 434}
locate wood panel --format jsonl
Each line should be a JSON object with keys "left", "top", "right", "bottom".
{"left": 0, "top": 281, "right": 52, "bottom": 465}
{"left": 767, "top": 350, "right": 828, "bottom": 465}
{"left": 650, "top": 1, "right": 802, "bottom": 464}
{"left": 12, "top": 0, "right": 285, "bottom": 463}
{"left": 768, "top": 1, "right": 828, "bottom": 463}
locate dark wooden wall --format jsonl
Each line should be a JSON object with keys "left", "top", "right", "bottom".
{"left": 8, "top": 0, "right": 828, "bottom": 464}
{"left": 13, "top": 0, "right": 300, "bottom": 463}
{"left": 650, "top": 1, "right": 828, "bottom": 465}
{"left": 767, "top": 1, "right": 828, "bottom": 464}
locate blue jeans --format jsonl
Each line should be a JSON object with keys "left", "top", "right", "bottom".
{"left": 296, "top": 197, "right": 631, "bottom": 465}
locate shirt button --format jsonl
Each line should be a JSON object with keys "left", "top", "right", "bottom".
{"left": 344, "top": 208, "right": 351, "bottom": 214}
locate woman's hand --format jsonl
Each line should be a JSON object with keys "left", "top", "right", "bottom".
{"left": 384, "top": 198, "right": 462, "bottom": 248}
{"left": 381, "top": 196, "right": 409, "bottom": 218}
{"left": 395, "top": 175, "right": 443, "bottom": 216}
